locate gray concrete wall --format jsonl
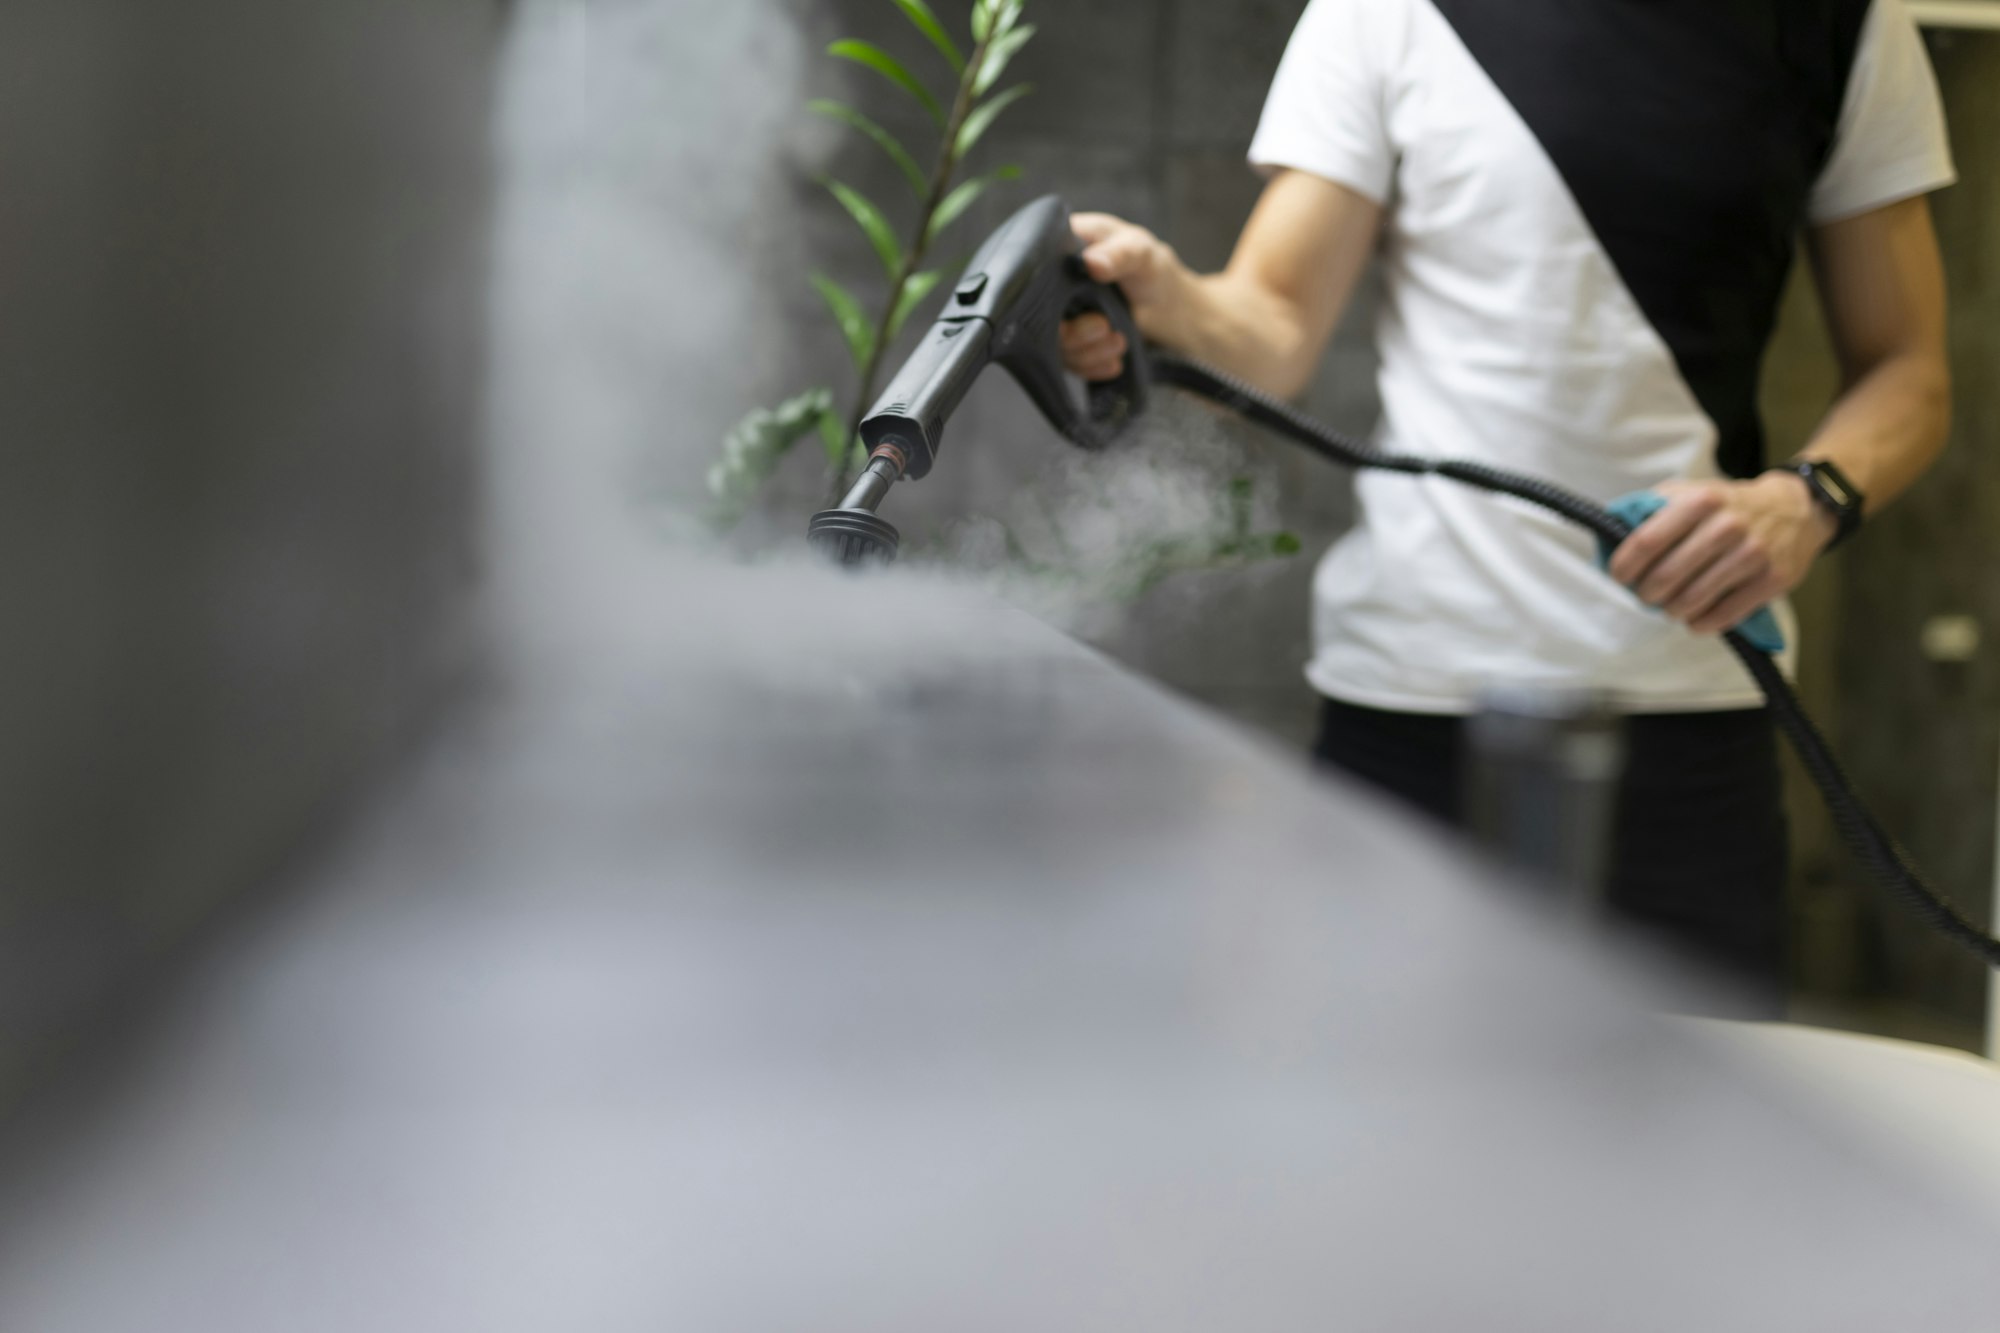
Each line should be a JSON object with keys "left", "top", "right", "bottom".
{"left": 0, "top": 0, "right": 499, "bottom": 1101}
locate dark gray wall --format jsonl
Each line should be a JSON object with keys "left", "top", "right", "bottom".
{"left": 0, "top": 1, "right": 499, "bottom": 1102}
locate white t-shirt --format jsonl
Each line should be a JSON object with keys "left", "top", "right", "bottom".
{"left": 1248, "top": 0, "right": 1956, "bottom": 714}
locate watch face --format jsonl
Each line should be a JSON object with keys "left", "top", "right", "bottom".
{"left": 1812, "top": 462, "right": 1860, "bottom": 511}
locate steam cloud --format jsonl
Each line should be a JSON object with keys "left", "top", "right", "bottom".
{"left": 483, "top": 0, "right": 815, "bottom": 673}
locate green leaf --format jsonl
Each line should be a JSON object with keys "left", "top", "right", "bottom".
{"left": 707, "top": 388, "right": 835, "bottom": 531}
{"left": 819, "top": 409, "right": 863, "bottom": 470}
{"left": 823, "top": 177, "right": 904, "bottom": 280}
{"left": 890, "top": 0, "right": 965, "bottom": 74}
{"left": 809, "top": 272, "right": 876, "bottom": 371}
{"left": 829, "top": 39, "right": 945, "bottom": 123}
{"left": 957, "top": 83, "right": 1032, "bottom": 157}
{"left": 809, "top": 100, "right": 928, "bottom": 198}
{"left": 927, "top": 165, "right": 1022, "bottom": 244}
{"left": 886, "top": 268, "right": 947, "bottom": 343}
{"left": 988, "top": 1, "right": 1026, "bottom": 43}
{"left": 971, "top": 2, "right": 992, "bottom": 43}
{"left": 1271, "top": 531, "right": 1304, "bottom": 556}
{"left": 975, "top": 23, "right": 1035, "bottom": 96}
{"left": 1228, "top": 475, "right": 1254, "bottom": 534}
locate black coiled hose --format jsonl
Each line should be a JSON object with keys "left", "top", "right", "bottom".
{"left": 1152, "top": 353, "right": 2000, "bottom": 969}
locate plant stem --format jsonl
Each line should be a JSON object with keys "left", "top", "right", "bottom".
{"left": 823, "top": 33, "right": 994, "bottom": 508}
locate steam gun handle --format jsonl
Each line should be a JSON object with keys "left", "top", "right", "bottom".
{"left": 992, "top": 254, "right": 1150, "bottom": 453}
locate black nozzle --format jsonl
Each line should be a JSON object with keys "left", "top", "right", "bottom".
{"left": 808, "top": 509, "right": 901, "bottom": 567}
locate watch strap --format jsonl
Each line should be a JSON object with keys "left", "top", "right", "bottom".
{"left": 1787, "top": 460, "right": 1864, "bottom": 550}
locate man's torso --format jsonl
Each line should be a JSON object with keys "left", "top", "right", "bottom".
{"left": 1252, "top": 0, "right": 1906, "bottom": 713}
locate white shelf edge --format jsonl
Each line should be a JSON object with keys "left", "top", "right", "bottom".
{"left": 1909, "top": 1, "right": 2000, "bottom": 30}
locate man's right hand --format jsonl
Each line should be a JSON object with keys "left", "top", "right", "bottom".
{"left": 1061, "top": 213, "right": 1182, "bottom": 383}
{"left": 1056, "top": 173, "right": 1384, "bottom": 399}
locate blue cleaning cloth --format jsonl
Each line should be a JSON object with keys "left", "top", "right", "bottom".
{"left": 1597, "top": 491, "right": 1787, "bottom": 655}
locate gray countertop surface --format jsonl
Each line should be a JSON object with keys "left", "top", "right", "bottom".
{"left": 2, "top": 564, "right": 1993, "bottom": 1331}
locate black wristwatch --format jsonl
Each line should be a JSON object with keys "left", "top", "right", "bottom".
{"left": 1777, "top": 459, "right": 1865, "bottom": 550}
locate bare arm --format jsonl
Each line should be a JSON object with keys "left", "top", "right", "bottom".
{"left": 1796, "top": 195, "right": 1952, "bottom": 505}
{"left": 1609, "top": 194, "right": 1952, "bottom": 635}
{"left": 1061, "top": 169, "right": 1384, "bottom": 399}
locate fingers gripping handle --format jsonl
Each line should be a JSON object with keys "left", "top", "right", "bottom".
{"left": 997, "top": 254, "right": 1149, "bottom": 452}
{"left": 983, "top": 197, "right": 1148, "bottom": 451}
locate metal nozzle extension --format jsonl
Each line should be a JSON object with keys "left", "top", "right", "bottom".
{"left": 838, "top": 454, "right": 904, "bottom": 514}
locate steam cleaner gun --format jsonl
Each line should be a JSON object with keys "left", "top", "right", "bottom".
{"left": 808, "top": 194, "right": 2000, "bottom": 971}
{"left": 807, "top": 194, "right": 1148, "bottom": 564}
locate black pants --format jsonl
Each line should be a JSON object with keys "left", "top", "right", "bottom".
{"left": 1314, "top": 699, "right": 1787, "bottom": 1005}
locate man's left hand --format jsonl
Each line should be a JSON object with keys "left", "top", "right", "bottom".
{"left": 1607, "top": 474, "right": 1839, "bottom": 636}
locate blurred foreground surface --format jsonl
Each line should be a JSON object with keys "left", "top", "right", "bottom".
{"left": 1, "top": 566, "right": 1997, "bottom": 1331}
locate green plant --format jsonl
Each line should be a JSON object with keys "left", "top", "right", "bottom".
{"left": 708, "top": 0, "right": 1037, "bottom": 526}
